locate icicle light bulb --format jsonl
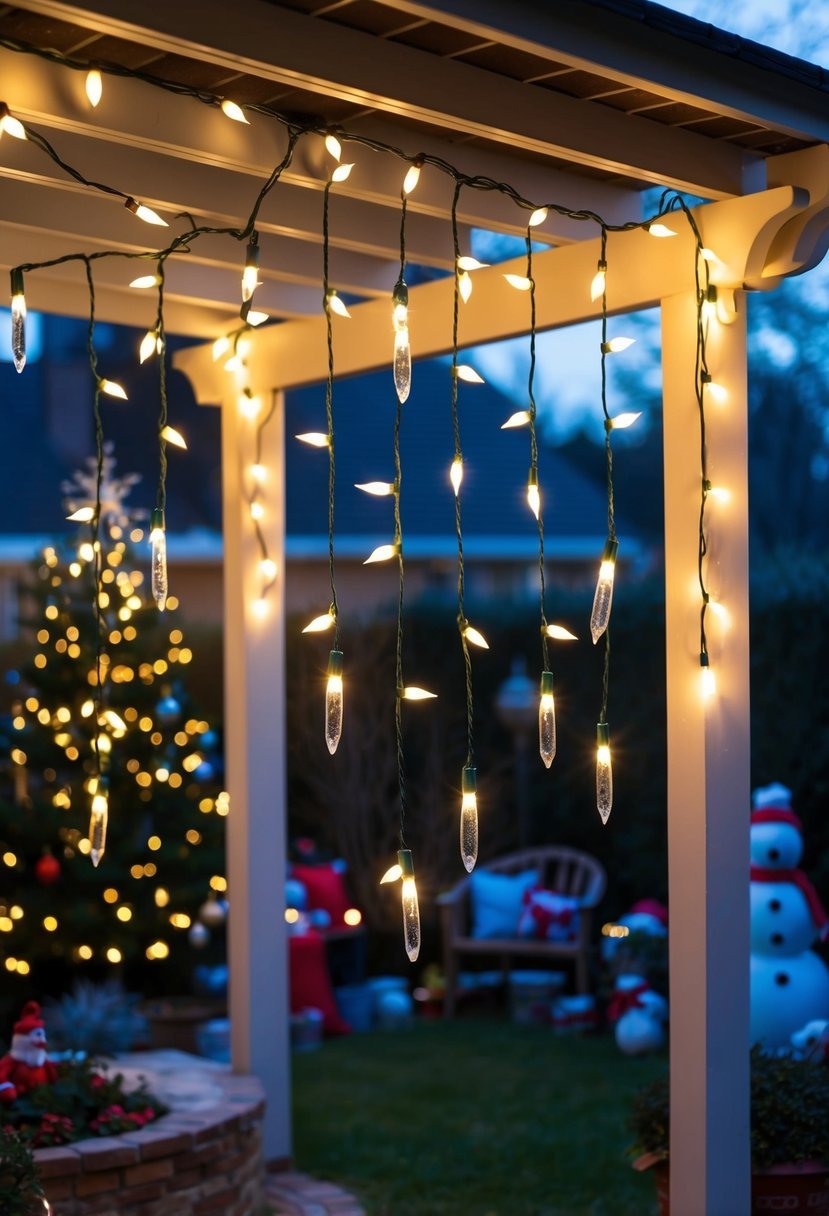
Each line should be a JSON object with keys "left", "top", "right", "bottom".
{"left": 450, "top": 458, "right": 463, "bottom": 496}
{"left": 402, "top": 160, "right": 422, "bottom": 195}
{"left": 150, "top": 508, "right": 168, "bottom": 612}
{"left": 10, "top": 268, "right": 26, "bottom": 373}
{"left": 590, "top": 260, "right": 607, "bottom": 303}
{"left": 590, "top": 539, "right": 618, "bottom": 644}
{"left": 392, "top": 281, "right": 411, "bottom": 403}
{"left": 325, "top": 649, "right": 343, "bottom": 755}
{"left": 700, "top": 653, "right": 716, "bottom": 701}
{"left": 241, "top": 240, "right": 260, "bottom": 303}
{"left": 527, "top": 470, "right": 540, "bottom": 520}
{"left": 460, "top": 767, "right": 478, "bottom": 872}
{"left": 398, "top": 849, "right": 421, "bottom": 962}
{"left": 302, "top": 611, "right": 335, "bottom": 634}
{"left": 596, "top": 723, "right": 613, "bottom": 825}
{"left": 0, "top": 104, "right": 26, "bottom": 140}
{"left": 502, "top": 411, "right": 530, "bottom": 429}
{"left": 220, "top": 99, "right": 248, "bottom": 123}
{"left": 124, "top": 197, "right": 168, "bottom": 227}
{"left": 86, "top": 69, "right": 103, "bottom": 107}
{"left": 89, "top": 778, "right": 109, "bottom": 868}
{"left": 539, "top": 672, "right": 556, "bottom": 768}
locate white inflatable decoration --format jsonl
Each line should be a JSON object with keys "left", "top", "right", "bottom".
{"left": 611, "top": 973, "right": 668, "bottom": 1055}
{"left": 750, "top": 783, "right": 829, "bottom": 1049}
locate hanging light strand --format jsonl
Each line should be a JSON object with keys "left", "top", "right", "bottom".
{"left": 252, "top": 390, "right": 279, "bottom": 606}
{"left": 525, "top": 232, "right": 549, "bottom": 670}
{"left": 595, "top": 226, "right": 616, "bottom": 822}
{"left": 150, "top": 260, "right": 169, "bottom": 611}
{"left": 322, "top": 177, "right": 340, "bottom": 649}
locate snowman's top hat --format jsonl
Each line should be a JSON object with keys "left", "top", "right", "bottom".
{"left": 751, "top": 782, "right": 801, "bottom": 830}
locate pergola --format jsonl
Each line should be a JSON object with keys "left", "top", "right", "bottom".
{"left": 3, "top": 2, "right": 829, "bottom": 1212}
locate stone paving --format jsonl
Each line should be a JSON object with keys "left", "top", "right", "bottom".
{"left": 266, "top": 1169, "right": 366, "bottom": 1215}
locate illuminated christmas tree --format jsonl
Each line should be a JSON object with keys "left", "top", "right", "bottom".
{"left": 0, "top": 452, "right": 226, "bottom": 995}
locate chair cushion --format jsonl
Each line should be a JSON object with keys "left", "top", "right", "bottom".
{"left": 469, "top": 867, "right": 539, "bottom": 939}
{"left": 518, "top": 888, "right": 581, "bottom": 943}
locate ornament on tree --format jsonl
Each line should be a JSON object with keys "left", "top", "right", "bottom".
{"left": 35, "top": 851, "right": 61, "bottom": 886}
{"left": 750, "top": 783, "right": 829, "bottom": 1048}
{"left": 188, "top": 921, "right": 210, "bottom": 949}
{"left": 199, "top": 894, "right": 227, "bottom": 927}
{"left": 0, "top": 1002, "right": 58, "bottom": 1103}
{"left": 155, "top": 690, "right": 182, "bottom": 726}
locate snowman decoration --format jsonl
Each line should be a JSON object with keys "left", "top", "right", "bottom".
{"left": 750, "top": 783, "right": 829, "bottom": 1049}
{"left": 608, "top": 973, "right": 668, "bottom": 1055}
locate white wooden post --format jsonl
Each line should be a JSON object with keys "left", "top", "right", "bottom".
{"left": 661, "top": 292, "right": 751, "bottom": 1214}
{"left": 221, "top": 388, "right": 291, "bottom": 1162}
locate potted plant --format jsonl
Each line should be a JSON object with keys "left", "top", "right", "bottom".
{"left": 630, "top": 1046, "right": 829, "bottom": 1214}
{"left": 0, "top": 1129, "right": 47, "bottom": 1216}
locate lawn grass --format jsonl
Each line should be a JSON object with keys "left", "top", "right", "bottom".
{"left": 292, "top": 1019, "right": 664, "bottom": 1215}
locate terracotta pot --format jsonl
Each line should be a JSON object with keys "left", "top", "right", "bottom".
{"left": 637, "top": 1158, "right": 829, "bottom": 1214}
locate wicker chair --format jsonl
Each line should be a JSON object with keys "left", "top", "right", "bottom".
{"left": 436, "top": 846, "right": 607, "bottom": 1018}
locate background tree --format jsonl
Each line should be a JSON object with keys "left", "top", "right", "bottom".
{"left": 0, "top": 454, "right": 226, "bottom": 1009}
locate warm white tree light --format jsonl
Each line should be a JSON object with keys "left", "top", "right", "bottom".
{"left": 150, "top": 508, "right": 168, "bottom": 611}
{"left": 596, "top": 723, "right": 613, "bottom": 824}
{"left": 590, "top": 539, "right": 618, "bottom": 644}
{"left": 220, "top": 99, "right": 249, "bottom": 123}
{"left": 85, "top": 69, "right": 103, "bottom": 107}
{"left": 124, "top": 197, "right": 168, "bottom": 226}
{"left": 325, "top": 649, "right": 343, "bottom": 755}
{"left": 460, "top": 767, "right": 478, "bottom": 872}
{"left": 538, "top": 671, "right": 556, "bottom": 768}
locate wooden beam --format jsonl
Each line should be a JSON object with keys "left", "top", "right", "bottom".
{"left": 662, "top": 291, "right": 750, "bottom": 1215}
{"left": 0, "top": 43, "right": 637, "bottom": 248}
{"left": 175, "top": 185, "right": 803, "bottom": 400}
{"left": 8, "top": 0, "right": 757, "bottom": 197}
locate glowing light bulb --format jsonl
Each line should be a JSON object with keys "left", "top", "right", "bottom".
{"left": 303, "top": 611, "right": 335, "bottom": 634}
{"left": 296, "top": 432, "right": 330, "bottom": 448}
{"left": 460, "top": 767, "right": 478, "bottom": 872}
{"left": 700, "top": 653, "right": 716, "bottom": 701}
{"left": 212, "top": 335, "right": 230, "bottom": 360}
{"left": 527, "top": 470, "right": 540, "bottom": 520}
{"left": 130, "top": 274, "right": 161, "bottom": 290}
{"left": 602, "top": 337, "right": 635, "bottom": 354}
{"left": 99, "top": 379, "right": 127, "bottom": 400}
{"left": 596, "top": 723, "right": 612, "bottom": 824}
{"left": 220, "top": 99, "right": 249, "bottom": 123}
{"left": 502, "top": 411, "right": 531, "bottom": 429}
{"left": 648, "top": 222, "right": 676, "bottom": 238}
{"left": 705, "top": 480, "right": 731, "bottom": 504}
{"left": 450, "top": 457, "right": 463, "bottom": 496}
{"left": 380, "top": 864, "right": 402, "bottom": 884}
{"left": 0, "top": 104, "right": 26, "bottom": 140}
{"left": 89, "top": 778, "right": 109, "bottom": 867}
{"left": 67, "top": 507, "right": 95, "bottom": 523}
{"left": 252, "top": 597, "right": 268, "bottom": 619}
{"left": 250, "top": 501, "right": 265, "bottom": 521}
{"left": 150, "top": 508, "right": 167, "bottom": 612}
{"left": 392, "top": 281, "right": 411, "bottom": 404}
{"left": 590, "top": 260, "right": 607, "bottom": 303}
{"left": 398, "top": 849, "right": 421, "bottom": 962}
{"left": 355, "top": 482, "right": 395, "bottom": 497}
{"left": 160, "top": 425, "right": 187, "bottom": 449}
{"left": 241, "top": 239, "right": 260, "bottom": 303}
{"left": 325, "top": 649, "right": 343, "bottom": 755}
{"left": 458, "top": 271, "right": 473, "bottom": 303}
{"left": 610, "top": 412, "right": 641, "bottom": 430}
{"left": 331, "top": 163, "right": 354, "bottom": 183}
{"left": 544, "top": 624, "right": 578, "bottom": 641}
{"left": 457, "top": 257, "right": 488, "bottom": 271}
{"left": 246, "top": 310, "right": 269, "bottom": 326}
{"left": 364, "top": 543, "right": 399, "bottom": 565}
{"left": 10, "top": 268, "right": 26, "bottom": 373}
{"left": 325, "top": 133, "right": 342, "bottom": 161}
{"left": 86, "top": 68, "right": 103, "bottom": 107}
{"left": 700, "top": 247, "right": 721, "bottom": 265}
{"left": 327, "top": 292, "right": 351, "bottom": 318}
{"left": 239, "top": 390, "right": 261, "bottom": 419}
{"left": 251, "top": 464, "right": 267, "bottom": 484}
{"left": 504, "top": 274, "right": 532, "bottom": 291}
{"left": 124, "top": 197, "right": 168, "bottom": 226}
{"left": 529, "top": 207, "right": 548, "bottom": 227}
{"left": 590, "top": 539, "right": 618, "bottom": 644}
{"left": 702, "top": 374, "right": 727, "bottom": 403}
{"left": 455, "top": 365, "right": 484, "bottom": 384}
{"left": 401, "top": 686, "right": 437, "bottom": 700}
{"left": 539, "top": 671, "right": 556, "bottom": 768}
{"left": 139, "top": 330, "right": 158, "bottom": 363}
{"left": 707, "top": 599, "right": 731, "bottom": 630}
{"left": 260, "top": 558, "right": 277, "bottom": 580}
{"left": 462, "top": 622, "right": 489, "bottom": 650}
{"left": 402, "top": 160, "right": 422, "bottom": 195}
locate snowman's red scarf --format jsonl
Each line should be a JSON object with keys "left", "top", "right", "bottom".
{"left": 750, "top": 867, "right": 829, "bottom": 940}
{"left": 606, "top": 982, "right": 649, "bottom": 1022}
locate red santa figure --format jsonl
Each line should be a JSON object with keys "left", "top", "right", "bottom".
{"left": 0, "top": 1001, "right": 58, "bottom": 1103}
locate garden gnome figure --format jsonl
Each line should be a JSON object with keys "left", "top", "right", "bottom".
{"left": 750, "top": 783, "right": 829, "bottom": 1048}
{"left": 0, "top": 1001, "right": 58, "bottom": 1102}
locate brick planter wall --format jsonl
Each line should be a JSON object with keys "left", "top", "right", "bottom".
{"left": 34, "top": 1072, "right": 266, "bottom": 1216}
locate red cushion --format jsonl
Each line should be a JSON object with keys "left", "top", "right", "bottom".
{"left": 292, "top": 863, "right": 352, "bottom": 927}
{"left": 288, "top": 931, "right": 350, "bottom": 1036}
